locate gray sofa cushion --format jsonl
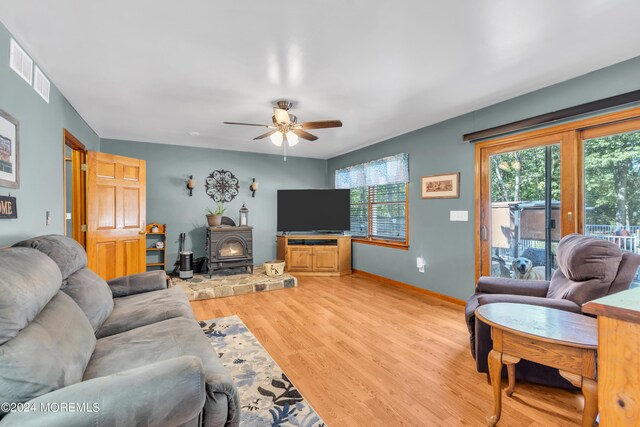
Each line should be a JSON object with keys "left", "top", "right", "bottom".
{"left": 96, "top": 286, "right": 194, "bottom": 339}
{"left": 86, "top": 317, "right": 239, "bottom": 426}
{"left": 1, "top": 356, "right": 206, "bottom": 427}
{"left": 0, "top": 292, "right": 96, "bottom": 411}
{"left": 64, "top": 268, "right": 114, "bottom": 332}
{"left": 0, "top": 247, "right": 62, "bottom": 345}
{"left": 13, "top": 235, "right": 88, "bottom": 280}
{"left": 107, "top": 270, "right": 168, "bottom": 298}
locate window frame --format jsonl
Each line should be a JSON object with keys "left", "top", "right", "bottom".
{"left": 351, "top": 183, "right": 409, "bottom": 250}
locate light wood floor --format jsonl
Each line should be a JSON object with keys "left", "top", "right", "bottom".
{"left": 191, "top": 274, "right": 584, "bottom": 426}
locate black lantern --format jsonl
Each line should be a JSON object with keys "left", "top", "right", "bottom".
{"left": 239, "top": 203, "right": 249, "bottom": 226}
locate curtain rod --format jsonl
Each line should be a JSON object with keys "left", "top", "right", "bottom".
{"left": 463, "top": 89, "right": 640, "bottom": 143}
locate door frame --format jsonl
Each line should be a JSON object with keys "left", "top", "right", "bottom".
{"left": 474, "top": 106, "right": 640, "bottom": 282}
{"left": 477, "top": 132, "right": 576, "bottom": 280}
{"left": 63, "top": 129, "right": 86, "bottom": 247}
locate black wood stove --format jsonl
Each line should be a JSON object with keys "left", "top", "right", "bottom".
{"left": 206, "top": 226, "right": 253, "bottom": 277}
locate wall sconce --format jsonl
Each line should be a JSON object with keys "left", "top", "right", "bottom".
{"left": 186, "top": 175, "right": 196, "bottom": 197}
{"left": 249, "top": 178, "right": 258, "bottom": 198}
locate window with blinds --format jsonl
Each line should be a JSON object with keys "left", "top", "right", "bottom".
{"left": 336, "top": 154, "right": 409, "bottom": 247}
{"left": 350, "top": 183, "right": 408, "bottom": 243}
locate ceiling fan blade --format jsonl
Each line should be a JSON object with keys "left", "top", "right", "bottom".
{"left": 253, "top": 130, "right": 277, "bottom": 140}
{"left": 299, "top": 120, "right": 343, "bottom": 130}
{"left": 273, "top": 108, "right": 291, "bottom": 125}
{"left": 224, "top": 122, "right": 273, "bottom": 128}
{"left": 293, "top": 129, "right": 318, "bottom": 141}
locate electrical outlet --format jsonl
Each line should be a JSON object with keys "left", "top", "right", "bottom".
{"left": 46, "top": 211, "right": 51, "bottom": 225}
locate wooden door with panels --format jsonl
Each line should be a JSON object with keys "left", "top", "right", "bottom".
{"left": 86, "top": 151, "right": 147, "bottom": 280}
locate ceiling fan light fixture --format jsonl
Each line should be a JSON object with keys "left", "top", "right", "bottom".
{"left": 224, "top": 100, "right": 342, "bottom": 151}
{"left": 286, "top": 131, "right": 299, "bottom": 147}
{"left": 274, "top": 108, "right": 291, "bottom": 125}
{"left": 270, "top": 131, "right": 283, "bottom": 147}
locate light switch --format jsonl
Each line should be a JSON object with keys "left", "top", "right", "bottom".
{"left": 46, "top": 211, "right": 52, "bottom": 225}
{"left": 66, "top": 212, "right": 72, "bottom": 220}
{"left": 450, "top": 210, "right": 469, "bottom": 222}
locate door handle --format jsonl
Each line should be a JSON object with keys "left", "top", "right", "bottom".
{"left": 480, "top": 225, "right": 488, "bottom": 241}
{"left": 139, "top": 229, "right": 146, "bottom": 235}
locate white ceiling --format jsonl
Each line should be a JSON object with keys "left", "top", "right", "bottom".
{"left": 2, "top": 1, "right": 640, "bottom": 159}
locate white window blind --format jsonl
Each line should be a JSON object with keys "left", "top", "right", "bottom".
{"left": 335, "top": 153, "right": 409, "bottom": 189}
{"left": 336, "top": 154, "right": 409, "bottom": 245}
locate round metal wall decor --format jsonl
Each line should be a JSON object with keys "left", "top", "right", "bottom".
{"left": 205, "top": 170, "right": 239, "bottom": 202}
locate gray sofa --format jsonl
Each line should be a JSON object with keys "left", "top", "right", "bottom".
{"left": 466, "top": 233, "right": 640, "bottom": 388}
{"left": 0, "top": 235, "right": 239, "bottom": 426}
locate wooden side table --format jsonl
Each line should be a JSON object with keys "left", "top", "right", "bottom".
{"left": 475, "top": 303, "right": 598, "bottom": 427}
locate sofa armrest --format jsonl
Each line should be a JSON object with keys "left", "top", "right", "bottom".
{"left": 107, "top": 270, "right": 167, "bottom": 297}
{"left": 477, "top": 294, "right": 582, "bottom": 313}
{"left": 476, "top": 276, "right": 550, "bottom": 297}
{"left": 1, "top": 356, "right": 205, "bottom": 427}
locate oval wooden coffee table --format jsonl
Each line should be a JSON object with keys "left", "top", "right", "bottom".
{"left": 475, "top": 303, "right": 598, "bottom": 427}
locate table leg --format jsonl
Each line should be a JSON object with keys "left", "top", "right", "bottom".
{"left": 505, "top": 363, "right": 516, "bottom": 397}
{"left": 502, "top": 355, "right": 520, "bottom": 397}
{"left": 581, "top": 378, "right": 598, "bottom": 427}
{"left": 487, "top": 349, "right": 503, "bottom": 427}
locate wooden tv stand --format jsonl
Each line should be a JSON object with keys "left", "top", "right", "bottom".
{"left": 276, "top": 235, "right": 352, "bottom": 276}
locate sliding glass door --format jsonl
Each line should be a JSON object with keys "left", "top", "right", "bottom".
{"left": 488, "top": 144, "right": 560, "bottom": 280}
{"left": 479, "top": 135, "right": 572, "bottom": 280}
{"left": 582, "top": 119, "right": 640, "bottom": 287}
{"left": 475, "top": 109, "right": 640, "bottom": 285}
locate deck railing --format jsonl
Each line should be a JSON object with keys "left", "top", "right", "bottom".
{"left": 585, "top": 224, "right": 640, "bottom": 236}
{"left": 492, "top": 225, "right": 640, "bottom": 285}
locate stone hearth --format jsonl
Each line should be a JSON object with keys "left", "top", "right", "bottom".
{"left": 170, "top": 266, "right": 297, "bottom": 301}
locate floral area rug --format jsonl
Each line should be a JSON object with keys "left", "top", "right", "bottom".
{"left": 200, "top": 315, "right": 326, "bottom": 427}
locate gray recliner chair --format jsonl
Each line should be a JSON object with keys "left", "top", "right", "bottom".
{"left": 466, "top": 233, "right": 640, "bottom": 388}
{"left": 0, "top": 235, "right": 239, "bottom": 426}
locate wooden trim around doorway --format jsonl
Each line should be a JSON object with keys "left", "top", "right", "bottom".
{"left": 473, "top": 106, "right": 640, "bottom": 283}
{"left": 63, "top": 129, "right": 87, "bottom": 247}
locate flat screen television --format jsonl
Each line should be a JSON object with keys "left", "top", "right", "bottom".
{"left": 277, "top": 189, "right": 350, "bottom": 232}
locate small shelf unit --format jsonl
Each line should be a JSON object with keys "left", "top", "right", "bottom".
{"left": 146, "top": 223, "right": 166, "bottom": 271}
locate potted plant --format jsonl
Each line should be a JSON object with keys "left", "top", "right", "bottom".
{"left": 206, "top": 202, "right": 226, "bottom": 227}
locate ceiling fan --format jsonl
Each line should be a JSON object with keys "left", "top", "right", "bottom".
{"left": 224, "top": 100, "right": 343, "bottom": 149}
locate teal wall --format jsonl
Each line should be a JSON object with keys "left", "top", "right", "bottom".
{"left": 3, "top": 15, "right": 640, "bottom": 301}
{"left": 0, "top": 22, "right": 99, "bottom": 246}
{"left": 100, "top": 139, "right": 328, "bottom": 269}
{"left": 328, "top": 56, "right": 640, "bottom": 301}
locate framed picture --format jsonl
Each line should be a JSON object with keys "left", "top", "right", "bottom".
{"left": 421, "top": 172, "right": 459, "bottom": 199}
{"left": 0, "top": 108, "right": 19, "bottom": 189}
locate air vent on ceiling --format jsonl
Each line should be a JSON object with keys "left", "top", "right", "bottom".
{"left": 9, "top": 38, "right": 33, "bottom": 84}
{"left": 33, "top": 66, "right": 50, "bottom": 103}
